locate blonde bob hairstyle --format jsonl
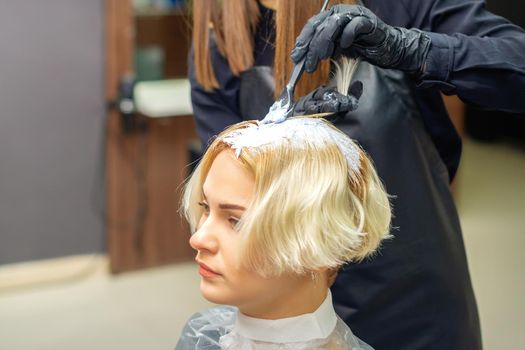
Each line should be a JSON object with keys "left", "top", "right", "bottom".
{"left": 182, "top": 118, "right": 391, "bottom": 277}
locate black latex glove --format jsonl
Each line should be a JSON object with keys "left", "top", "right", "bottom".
{"left": 291, "top": 5, "right": 431, "bottom": 76}
{"left": 292, "top": 81, "right": 363, "bottom": 121}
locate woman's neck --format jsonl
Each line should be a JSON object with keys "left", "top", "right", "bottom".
{"left": 233, "top": 289, "right": 338, "bottom": 344}
{"left": 238, "top": 275, "right": 328, "bottom": 320}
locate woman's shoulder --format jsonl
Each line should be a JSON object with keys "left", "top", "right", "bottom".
{"left": 175, "top": 306, "right": 237, "bottom": 350}
{"left": 187, "top": 305, "right": 236, "bottom": 327}
{"left": 333, "top": 316, "right": 375, "bottom": 350}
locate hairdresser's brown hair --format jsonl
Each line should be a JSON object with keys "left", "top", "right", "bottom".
{"left": 275, "top": 0, "right": 329, "bottom": 98}
{"left": 192, "top": 0, "right": 260, "bottom": 90}
{"left": 192, "top": 0, "right": 355, "bottom": 97}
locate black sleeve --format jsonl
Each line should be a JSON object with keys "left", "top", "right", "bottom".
{"left": 188, "top": 44, "right": 243, "bottom": 146}
{"left": 402, "top": 0, "right": 525, "bottom": 113}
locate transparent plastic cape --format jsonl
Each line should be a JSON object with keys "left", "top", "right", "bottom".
{"left": 175, "top": 306, "right": 374, "bottom": 350}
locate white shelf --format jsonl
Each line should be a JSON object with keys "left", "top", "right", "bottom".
{"left": 134, "top": 78, "right": 193, "bottom": 118}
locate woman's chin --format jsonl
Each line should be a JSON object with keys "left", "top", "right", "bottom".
{"left": 200, "top": 282, "right": 232, "bottom": 305}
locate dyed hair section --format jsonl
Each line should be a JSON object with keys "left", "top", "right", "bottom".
{"left": 182, "top": 117, "right": 391, "bottom": 277}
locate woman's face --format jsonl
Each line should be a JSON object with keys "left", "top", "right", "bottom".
{"left": 189, "top": 150, "right": 308, "bottom": 318}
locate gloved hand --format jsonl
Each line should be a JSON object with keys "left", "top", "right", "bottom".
{"left": 292, "top": 81, "right": 363, "bottom": 121}
{"left": 291, "top": 5, "right": 431, "bottom": 76}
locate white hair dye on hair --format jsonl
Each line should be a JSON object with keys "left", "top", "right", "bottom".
{"left": 222, "top": 117, "right": 361, "bottom": 176}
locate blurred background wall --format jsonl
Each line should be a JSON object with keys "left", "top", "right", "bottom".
{"left": 0, "top": 0, "right": 105, "bottom": 264}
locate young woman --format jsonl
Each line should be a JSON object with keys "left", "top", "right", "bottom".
{"left": 176, "top": 116, "right": 391, "bottom": 349}
{"left": 189, "top": 1, "right": 525, "bottom": 348}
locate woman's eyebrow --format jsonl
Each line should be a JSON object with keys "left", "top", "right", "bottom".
{"left": 202, "top": 189, "right": 245, "bottom": 210}
{"left": 218, "top": 203, "right": 246, "bottom": 211}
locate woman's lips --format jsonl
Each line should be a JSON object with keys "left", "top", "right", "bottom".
{"left": 197, "top": 262, "right": 221, "bottom": 278}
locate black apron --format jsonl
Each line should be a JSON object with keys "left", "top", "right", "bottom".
{"left": 239, "top": 62, "right": 482, "bottom": 350}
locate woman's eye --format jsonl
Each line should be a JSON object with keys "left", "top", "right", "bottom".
{"left": 197, "top": 201, "right": 210, "bottom": 214}
{"left": 228, "top": 217, "right": 240, "bottom": 228}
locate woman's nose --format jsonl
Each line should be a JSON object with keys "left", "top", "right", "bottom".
{"left": 189, "top": 218, "right": 219, "bottom": 253}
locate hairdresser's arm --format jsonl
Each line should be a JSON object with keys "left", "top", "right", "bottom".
{"left": 188, "top": 46, "right": 243, "bottom": 146}
{"left": 291, "top": 0, "right": 525, "bottom": 113}
{"left": 408, "top": 0, "right": 525, "bottom": 113}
